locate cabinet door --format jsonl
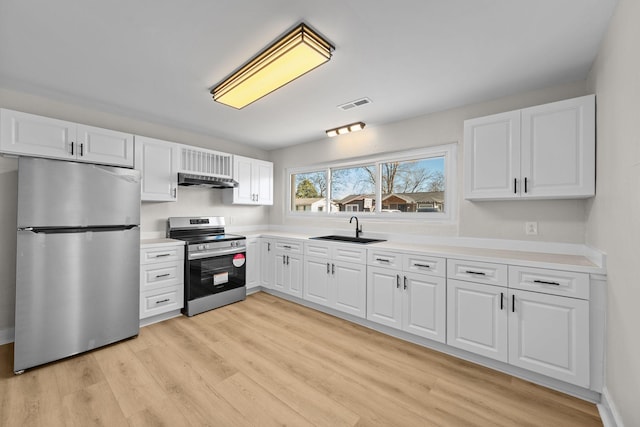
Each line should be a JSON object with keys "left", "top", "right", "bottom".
{"left": 233, "top": 155, "right": 256, "bottom": 204}
{"left": 286, "top": 255, "right": 303, "bottom": 298}
{"left": 520, "top": 95, "right": 595, "bottom": 199}
{"left": 260, "top": 239, "right": 274, "bottom": 288}
{"left": 333, "top": 261, "right": 366, "bottom": 318}
{"left": 255, "top": 160, "right": 273, "bottom": 205}
{"left": 273, "top": 252, "right": 287, "bottom": 293}
{"left": 0, "top": 109, "right": 75, "bottom": 160}
{"left": 402, "top": 273, "right": 446, "bottom": 343}
{"left": 303, "top": 256, "right": 331, "bottom": 306}
{"left": 76, "top": 124, "right": 134, "bottom": 167}
{"left": 508, "top": 289, "right": 589, "bottom": 387}
{"left": 464, "top": 110, "right": 521, "bottom": 200}
{"left": 135, "top": 136, "right": 178, "bottom": 201}
{"left": 366, "top": 266, "right": 402, "bottom": 329}
{"left": 447, "top": 279, "right": 508, "bottom": 362}
{"left": 245, "top": 238, "right": 260, "bottom": 291}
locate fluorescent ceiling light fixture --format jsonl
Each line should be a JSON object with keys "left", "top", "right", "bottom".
{"left": 211, "top": 23, "right": 333, "bottom": 109}
{"left": 326, "top": 122, "right": 366, "bottom": 137}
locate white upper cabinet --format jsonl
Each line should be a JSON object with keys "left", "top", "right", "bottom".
{"left": 464, "top": 95, "right": 595, "bottom": 200}
{"left": 134, "top": 136, "right": 178, "bottom": 202}
{"left": 0, "top": 109, "right": 134, "bottom": 167}
{"left": 225, "top": 155, "right": 273, "bottom": 205}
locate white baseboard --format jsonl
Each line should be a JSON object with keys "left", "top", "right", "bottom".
{"left": 0, "top": 327, "right": 15, "bottom": 345}
{"left": 598, "top": 386, "right": 624, "bottom": 427}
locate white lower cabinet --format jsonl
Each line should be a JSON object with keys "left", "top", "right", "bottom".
{"left": 140, "top": 241, "right": 185, "bottom": 320}
{"left": 303, "top": 241, "right": 367, "bottom": 318}
{"left": 259, "top": 238, "right": 275, "bottom": 289}
{"left": 367, "top": 266, "right": 446, "bottom": 342}
{"left": 246, "top": 237, "right": 260, "bottom": 291}
{"left": 367, "top": 249, "right": 446, "bottom": 343}
{"left": 446, "top": 279, "right": 508, "bottom": 361}
{"left": 508, "top": 288, "right": 589, "bottom": 387}
{"left": 274, "top": 239, "right": 303, "bottom": 297}
{"left": 446, "top": 262, "right": 590, "bottom": 388}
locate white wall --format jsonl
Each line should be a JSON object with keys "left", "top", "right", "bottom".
{"left": 270, "top": 81, "right": 590, "bottom": 243}
{"left": 0, "top": 87, "right": 271, "bottom": 335}
{"left": 586, "top": 0, "right": 640, "bottom": 425}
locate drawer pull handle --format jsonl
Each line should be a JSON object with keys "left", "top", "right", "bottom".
{"left": 465, "top": 270, "right": 486, "bottom": 276}
{"left": 396, "top": 274, "right": 400, "bottom": 289}
{"left": 414, "top": 263, "right": 431, "bottom": 268}
{"left": 283, "top": 245, "right": 292, "bottom": 249}
{"left": 403, "top": 275, "right": 407, "bottom": 290}
{"left": 500, "top": 292, "right": 504, "bottom": 310}
{"left": 533, "top": 279, "right": 560, "bottom": 286}
{"left": 155, "top": 253, "right": 171, "bottom": 258}
{"left": 156, "top": 299, "right": 170, "bottom": 304}
{"left": 327, "top": 263, "right": 330, "bottom": 274}
{"left": 155, "top": 273, "right": 171, "bottom": 278}
{"left": 375, "top": 258, "right": 390, "bottom": 263}
{"left": 512, "top": 294, "right": 515, "bottom": 313}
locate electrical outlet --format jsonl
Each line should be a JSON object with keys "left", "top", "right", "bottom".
{"left": 525, "top": 221, "right": 538, "bottom": 235}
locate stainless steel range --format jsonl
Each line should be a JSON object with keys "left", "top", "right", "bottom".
{"left": 167, "top": 216, "right": 246, "bottom": 316}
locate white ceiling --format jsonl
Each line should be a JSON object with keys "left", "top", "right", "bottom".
{"left": 0, "top": 0, "right": 617, "bottom": 150}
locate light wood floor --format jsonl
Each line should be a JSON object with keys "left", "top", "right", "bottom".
{"left": 0, "top": 291, "right": 602, "bottom": 426}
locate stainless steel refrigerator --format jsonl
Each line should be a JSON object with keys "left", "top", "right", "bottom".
{"left": 14, "top": 157, "right": 141, "bottom": 373}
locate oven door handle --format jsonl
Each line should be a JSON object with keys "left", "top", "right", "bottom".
{"left": 188, "top": 247, "right": 246, "bottom": 260}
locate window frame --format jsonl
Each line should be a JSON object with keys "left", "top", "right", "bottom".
{"left": 286, "top": 143, "right": 457, "bottom": 222}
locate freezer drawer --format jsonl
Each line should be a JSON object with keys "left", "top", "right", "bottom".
{"left": 14, "top": 227, "right": 140, "bottom": 372}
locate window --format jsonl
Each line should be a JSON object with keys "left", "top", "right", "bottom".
{"left": 330, "top": 165, "right": 376, "bottom": 212}
{"left": 380, "top": 157, "right": 445, "bottom": 213}
{"left": 287, "top": 144, "right": 457, "bottom": 221}
{"left": 291, "top": 170, "right": 327, "bottom": 212}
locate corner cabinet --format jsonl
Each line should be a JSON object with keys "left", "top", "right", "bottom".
{"left": 224, "top": 155, "right": 273, "bottom": 205}
{"left": 0, "top": 109, "right": 134, "bottom": 167}
{"left": 463, "top": 94, "right": 595, "bottom": 200}
{"left": 134, "top": 135, "right": 178, "bottom": 201}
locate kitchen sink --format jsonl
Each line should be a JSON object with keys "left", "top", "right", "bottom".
{"left": 309, "top": 235, "right": 386, "bottom": 244}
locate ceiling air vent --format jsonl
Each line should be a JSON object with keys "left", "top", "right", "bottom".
{"left": 338, "top": 97, "right": 372, "bottom": 111}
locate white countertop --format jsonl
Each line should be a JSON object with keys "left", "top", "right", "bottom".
{"left": 245, "top": 230, "right": 604, "bottom": 274}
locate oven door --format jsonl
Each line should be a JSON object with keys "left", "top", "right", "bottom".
{"left": 185, "top": 247, "right": 246, "bottom": 302}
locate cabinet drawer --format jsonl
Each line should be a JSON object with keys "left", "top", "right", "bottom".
{"left": 141, "top": 246, "right": 184, "bottom": 264}
{"left": 447, "top": 259, "right": 507, "bottom": 287}
{"left": 141, "top": 261, "right": 182, "bottom": 291}
{"left": 140, "top": 285, "right": 183, "bottom": 319}
{"left": 508, "top": 266, "right": 589, "bottom": 299}
{"left": 404, "top": 254, "right": 446, "bottom": 277}
{"left": 333, "top": 245, "right": 367, "bottom": 264}
{"left": 305, "top": 241, "right": 331, "bottom": 258}
{"left": 275, "top": 240, "right": 303, "bottom": 254}
{"left": 367, "top": 249, "right": 402, "bottom": 268}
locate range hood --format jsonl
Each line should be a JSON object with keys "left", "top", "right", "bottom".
{"left": 177, "top": 173, "right": 238, "bottom": 188}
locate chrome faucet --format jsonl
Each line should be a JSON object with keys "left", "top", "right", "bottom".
{"left": 349, "top": 216, "right": 362, "bottom": 238}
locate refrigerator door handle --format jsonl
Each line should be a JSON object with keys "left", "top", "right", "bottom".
{"left": 19, "top": 225, "right": 138, "bottom": 234}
